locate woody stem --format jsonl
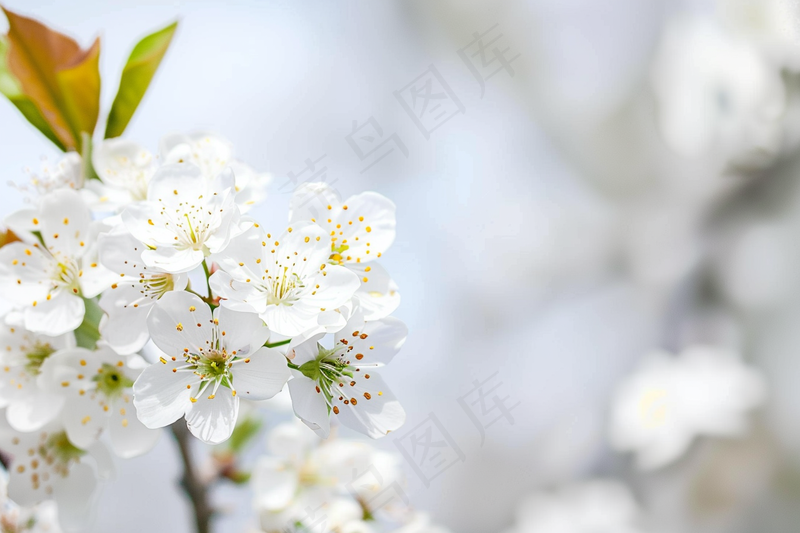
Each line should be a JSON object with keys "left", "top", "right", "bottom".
{"left": 170, "top": 421, "right": 214, "bottom": 533}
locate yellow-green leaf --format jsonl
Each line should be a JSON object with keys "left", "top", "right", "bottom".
{"left": 1, "top": 7, "right": 102, "bottom": 151}
{"left": 105, "top": 21, "right": 177, "bottom": 139}
{"left": 0, "top": 35, "right": 64, "bottom": 150}
{"left": 56, "top": 37, "right": 101, "bottom": 147}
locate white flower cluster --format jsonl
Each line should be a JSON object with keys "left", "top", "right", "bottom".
{"left": 0, "top": 132, "right": 407, "bottom": 531}
{"left": 250, "top": 421, "right": 449, "bottom": 533}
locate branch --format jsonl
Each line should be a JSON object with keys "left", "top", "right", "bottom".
{"left": 170, "top": 422, "right": 214, "bottom": 533}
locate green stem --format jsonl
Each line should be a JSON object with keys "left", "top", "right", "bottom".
{"left": 202, "top": 260, "right": 212, "bottom": 299}
{"left": 265, "top": 339, "right": 291, "bottom": 349}
{"left": 186, "top": 288, "right": 216, "bottom": 307}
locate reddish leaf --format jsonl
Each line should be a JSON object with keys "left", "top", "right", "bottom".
{"left": 1, "top": 7, "right": 101, "bottom": 151}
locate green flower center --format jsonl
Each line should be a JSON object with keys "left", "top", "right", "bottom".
{"left": 298, "top": 346, "right": 353, "bottom": 407}
{"left": 43, "top": 431, "right": 85, "bottom": 475}
{"left": 329, "top": 242, "right": 350, "bottom": 265}
{"left": 194, "top": 350, "right": 231, "bottom": 380}
{"left": 24, "top": 342, "right": 55, "bottom": 375}
{"left": 92, "top": 363, "right": 133, "bottom": 398}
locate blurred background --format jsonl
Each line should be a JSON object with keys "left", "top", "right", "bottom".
{"left": 4, "top": 0, "right": 800, "bottom": 532}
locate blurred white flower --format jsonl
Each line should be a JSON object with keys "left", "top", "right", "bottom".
{"left": 717, "top": 0, "right": 800, "bottom": 68}
{"left": 252, "top": 420, "right": 410, "bottom": 533}
{"left": 41, "top": 346, "right": 159, "bottom": 459}
{"left": 504, "top": 480, "right": 646, "bottom": 533}
{"left": 14, "top": 154, "right": 83, "bottom": 199}
{"left": 609, "top": 345, "right": 766, "bottom": 470}
{"left": 289, "top": 182, "right": 400, "bottom": 320}
{"left": 160, "top": 132, "right": 271, "bottom": 213}
{"left": 0, "top": 420, "right": 109, "bottom": 532}
{"left": 0, "top": 316, "right": 71, "bottom": 432}
{"left": 0, "top": 467, "right": 62, "bottom": 533}
{"left": 651, "top": 14, "right": 785, "bottom": 163}
{"left": 87, "top": 139, "right": 156, "bottom": 211}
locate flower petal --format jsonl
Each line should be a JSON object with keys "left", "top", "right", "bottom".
{"left": 146, "top": 291, "right": 212, "bottom": 356}
{"left": 61, "top": 396, "right": 107, "bottom": 449}
{"left": 288, "top": 182, "right": 342, "bottom": 222}
{"left": 132, "top": 359, "right": 196, "bottom": 429}
{"left": 23, "top": 290, "right": 84, "bottom": 336}
{"left": 350, "top": 263, "right": 400, "bottom": 321}
{"left": 39, "top": 189, "right": 92, "bottom": 259}
{"left": 231, "top": 347, "right": 290, "bottom": 400}
{"left": 185, "top": 390, "right": 239, "bottom": 444}
{"left": 216, "top": 305, "right": 269, "bottom": 355}
{"left": 108, "top": 404, "right": 160, "bottom": 458}
{"left": 6, "top": 392, "right": 64, "bottom": 432}
{"left": 98, "top": 291, "right": 151, "bottom": 355}
{"left": 53, "top": 461, "right": 99, "bottom": 532}
{"left": 251, "top": 456, "right": 299, "bottom": 511}
{"left": 334, "top": 372, "right": 405, "bottom": 439}
{"left": 288, "top": 375, "right": 331, "bottom": 438}
{"left": 340, "top": 314, "right": 407, "bottom": 367}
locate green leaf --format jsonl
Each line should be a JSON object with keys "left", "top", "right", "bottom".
{"left": 226, "top": 415, "right": 262, "bottom": 454}
{"left": 0, "top": 35, "right": 64, "bottom": 150}
{"left": 80, "top": 132, "right": 100, "bottom": 181}
{"left": 75, "top": 297, "right": 103, "bottom": 349}
{"left": 104, "top": 21, "right": 177, "bottom": 139}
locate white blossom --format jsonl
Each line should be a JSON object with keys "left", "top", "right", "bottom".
{"left": 0, "top": 419, "right": 110, "bottom": 532}
{"left": 97, "top": 225, "right": 188, "bottom": 354}
{"left": 41, "top": 346, "right": 159, "bottom": 458}
{"left": 0, "top": 316, "right": 71, "bottom": 432}
{"left": 609, "top": 345, "right": 766, "bottom": 470}
{"left": 120, "top": 162, "right": 241, "bottom": 273}
{"left": 289, "top": 182, "right": 399, "bottom": 320}
{"left": 160, "top": 132, "right": 270, "bottom": 213}
{"left": 287, "top": 309, "right": 406, "bottom": 439}
{"left": 0, "top": 190, "right": 113, "bottom": 335}
{"left": 86, "top": 139, "right": 157, "bottom": 211}
{"left": 133, "top": 291, "right": 290, "bottom": 444}
{"left": 651, "top": 14, "right": 785, "bottom": 163}
{"left": 210, "top": 221, "right": 360, "bottom": 337}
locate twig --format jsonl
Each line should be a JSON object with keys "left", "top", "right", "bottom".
{"left": 170, "top": 422, "right": 214, "bottom": 533}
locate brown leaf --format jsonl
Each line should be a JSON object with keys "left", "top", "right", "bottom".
{"left": 1, "top": 7, "right": 101, "bottom": 151}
